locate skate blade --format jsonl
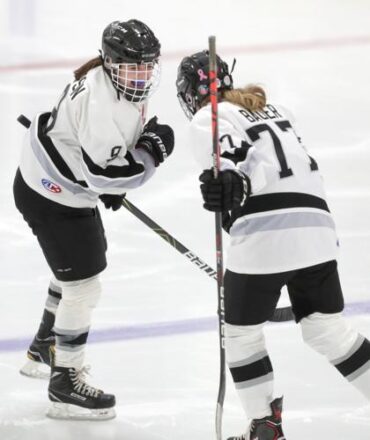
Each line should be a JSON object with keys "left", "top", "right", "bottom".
{"left": 46, "top": 402, "right": 116, "bottom": 421}
{"left": 20, "top": 359, "right": 50, "bottom": 379}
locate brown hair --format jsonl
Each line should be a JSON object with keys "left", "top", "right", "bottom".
{"left": 222, "top": 85, "right": 266, "bottom": 112}
{"left": 74, "top": 56, "right": 103, "bottom": 80}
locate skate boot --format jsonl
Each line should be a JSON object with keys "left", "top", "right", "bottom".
{"left": 47, "top": 365, "right": 116, "bottom": 420}
{"left": 228, "top": 397, "right": 286, "bottom": 440}
{"left": 20, "top": 336, "right": 55, "bottom": 379}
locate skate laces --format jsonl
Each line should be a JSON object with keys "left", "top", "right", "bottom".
{"left": 69, "top": 366, "right": 101, "bottom": 398}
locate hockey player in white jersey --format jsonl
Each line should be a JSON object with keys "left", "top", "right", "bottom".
{"left": 13, "top": 19, "right": 174, "bottom": 420}
{"left": 176, "top": 51, "right": 370, "bottom": 439}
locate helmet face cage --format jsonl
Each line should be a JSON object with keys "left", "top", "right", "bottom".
{"left": 176, "top": 51, "right": 233, "bottom": 120}
{"left": 107, "top": 59, "right": 161, "bottom": 103}
{"left": 102, "top": 19, "right": 161, "bottom": 102}
{"left": 177, "top": 93, "right": 195, "bottom": 120}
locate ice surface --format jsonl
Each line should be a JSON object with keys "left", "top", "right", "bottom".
{"left": 1, "top": 0, "right": 370, "bottom": 438}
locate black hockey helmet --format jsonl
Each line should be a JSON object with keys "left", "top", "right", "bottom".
{"left": 102, "top": 19, "right": 160, "bottom": 64}
{"left": 176, "top": 50, "right": 233, "bottom": 119}
{"left": 101, "top": 19, "right": 161, "bottom": 102}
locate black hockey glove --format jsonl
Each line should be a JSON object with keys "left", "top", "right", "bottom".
{"left": 99, "top": 193, "right": 126, "bottom": 211}
{"left": 199, "top": 169, "right": 250, "bottom": 212}
{"left": 136, "top": 116, "right": 175, "bottom": 167}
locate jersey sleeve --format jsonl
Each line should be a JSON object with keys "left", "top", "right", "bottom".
{"left": 69, "top": 78, "right": 156, "bottom": 195}
{"left": 189, "top": 105, "right": 252, "bottom": 172}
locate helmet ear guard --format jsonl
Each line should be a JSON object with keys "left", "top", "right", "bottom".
{"left": 176, "top": 50, "right": 234, "bottom": 119}
{"left": 101, "top": 53, "right": 112, "bottom": 70}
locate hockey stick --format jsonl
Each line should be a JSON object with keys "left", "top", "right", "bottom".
{"left": 208, "top": 35, "right": 226, "bottom": 440}
{"left": 121, "top": 199, "right": 293, "bottom": 322}
{"left": 122, "top": 198, "right": 217, "bottom": 280}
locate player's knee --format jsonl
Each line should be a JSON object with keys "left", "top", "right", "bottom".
{"left": 225, "top": 323, "right": 266, "bottom": 363}
{"left": 60, "top": 275, "right": 102, "bottom": 309}
{"left": 300, "top": 312, "right": 358, "bottom": 360}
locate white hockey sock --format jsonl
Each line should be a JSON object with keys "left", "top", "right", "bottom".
{"left": 301, "top": 312, "right": 370, "bottom": 401}
{"left": 54, "top": 275, "right": 101, "bottom": 369}
{"left": 331, "top": 333, "right": 370, "bottom": 401}
{"left": 226, "top": 323, "right": 274, "bottom": 419}
{"left": 348, "top": 366, "right": 370, "bottom": 401}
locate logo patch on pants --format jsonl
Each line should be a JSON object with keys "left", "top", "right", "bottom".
{"left": 41, "top": 179, "right": 62, "bottom": 193}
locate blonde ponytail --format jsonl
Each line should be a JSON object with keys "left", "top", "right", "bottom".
{"left": 222, "top": 85, "right": 266, "bottom": 112}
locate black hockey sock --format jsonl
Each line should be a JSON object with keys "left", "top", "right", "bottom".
{"left": 36, "top": 287, "right": 62, "bottom": 340}
{"left": 36, "top": 309, "right": 56, "bottom": 340}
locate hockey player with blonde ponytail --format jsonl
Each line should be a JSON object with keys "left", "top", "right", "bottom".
{"left": 176, "top": 50, "right": 370, "bottom": 440}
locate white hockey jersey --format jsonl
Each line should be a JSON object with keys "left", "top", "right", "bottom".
{"left": 19, "top": 66, "right": 156, "bottom": 208}
{"left": 189, "top": 101, "right": 339, "bottom": 274}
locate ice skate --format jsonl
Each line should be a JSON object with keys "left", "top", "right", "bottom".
{"left": 228, "top": 397, "right": 286, "bottom": 440}
{"left": 47, "top": 365, "right": 116, "bottom": 420}
{"left": 20, "top": 336, "right": 55, "bottom": 379}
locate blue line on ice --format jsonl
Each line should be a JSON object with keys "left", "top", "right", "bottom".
{"left": 0, "top": 301, "right": 369, "bottom": 353}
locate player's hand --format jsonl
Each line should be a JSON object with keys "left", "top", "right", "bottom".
{"left": 199, "top": 169, "right": 250, "bottom": 212}
{"left": 136, "top": 116, "right": 174, "bottom": 167}
{"left": 99, "top": 193, "right": 126, "bottom": 211}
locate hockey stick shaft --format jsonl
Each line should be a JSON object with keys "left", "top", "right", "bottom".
{"left": 122, "top": 198, "right": 218, "bottom": 279}
{"left": 209, "top": 35, "right": 226, "bottom": 440}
